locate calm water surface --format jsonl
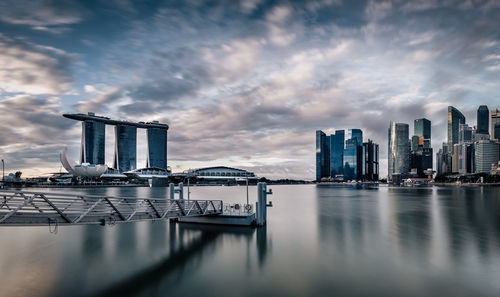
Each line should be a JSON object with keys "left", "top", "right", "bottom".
{"left": 1, "top": 185, "right": 500, "bottom": 297}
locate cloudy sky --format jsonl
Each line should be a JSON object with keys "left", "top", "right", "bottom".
{"left": 0, "top": 0, "right": 499, "bottom": 179}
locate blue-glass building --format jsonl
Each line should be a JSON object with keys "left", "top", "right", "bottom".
{"left": 316, "top": 130, "right": 330, "bottom": 181}
{"left": 414, "top": 118, "right": 431, "bottom": 139}
{"left": 81, "top": 120, "right": 105, "bottom": 165}
{"left": 477, "top": 105, "right": 489, "bottom": 135}
{"left": 348, "top": 129, "right": 363, "bottom": 145}
{"left": 329, "top": 130, "right": 344, "bottom": 177}
{"left": 147, "top": 127, "right": 168, "bottom": 169}
{"left": 114, "top": 125, "right": 137, "bottom": 172}
{"left": 343, "top": 138, "right": 359, "bottom": 181}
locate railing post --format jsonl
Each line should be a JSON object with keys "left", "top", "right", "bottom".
{"left": 178, "top": 182, "right": 184, "bottom": 201}
{"left": 169, "top": 183, "right": 175, "bottom": 201}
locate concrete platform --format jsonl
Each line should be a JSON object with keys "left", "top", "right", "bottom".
{"left": 178, "top": 212, "right": 256, "bottom": 226}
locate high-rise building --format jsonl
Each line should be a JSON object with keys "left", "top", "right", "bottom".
{"left": 81, "top": 119, "right": 105, "bottom": 165}
{"left": 474, "top": 140, "right": 500, "bottom": 173}
{"left": 459, "top": 124, "right": 473, "bottom": 144}
{"left": 147, "top": 126, "right": 168, "bottom": 169}
{"left": 436, "top": 142, "right": 449, "bottom": 175}
{"left": 330, "top": 130, "right": 345, "bottom": 177}
{"left": 411, "top": 135, "right": 420, "bottom": 151}
{"left": 410, "top": 147, "right": 433, "bottom": 177}
{"left": 495, "top": 122, "right": 500, "bottom": 140}
{"left": 388, "top": 122, "right": 409, "bottom": 181}
{"left": 457, "top": 124, "right": 473, "bottom": 175}
{"left": 316, "top": 130, "right": 330, "bottom": 181}
{"left": 447, "top": 106, "right": 466, "bottom": 172}
{"left": 414, "top": 118, "right": 431, "bottom": 139}
{"left": 344, "top": 138, "right": 359, "bottom": 181}
{"left": 490, "top": 109, "right": 500, "bottom": 140}
{"left": 362, "top": 140, "right": 379, "bottom": 181}
{"left": 64, "top": 112, "right": 169, "bottom": 170}
{"left": 477, "top": 105, "right": 489, "bottom": 135}
{"left": 348, "top": 129, "right": 363, "bottom": 145}
{"left": 114, "top": 125, "right": 137, "bottom": 172}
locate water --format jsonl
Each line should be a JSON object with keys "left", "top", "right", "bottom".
{"left": 1, "top": 185, "right": 500, "bottom": 297}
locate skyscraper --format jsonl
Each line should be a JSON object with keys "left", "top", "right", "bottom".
{"left": 362, "top": 140, "right": 379, "bottom": 181}
{"left": 447, "top": 106, "right": 465, "bottom": 172}
{"left": 495, "top": 122, "right": 500, "bottom": 140}
{"left": 436, "top": 142, "right": 448, "bottom": 175}
{"left": 457, "top": 124, "right": 473, "bottom": 174}
{"left": 344, "top": 138, "right": 359, "bottom": 181}
{"left": 81, "top": 119, "right": 105, "bottom": 165}
{"left": 388, "top": 122, "right": 409, "bottom": 181}
{"left": 477, "top": 105, "right": 489, "bottom": 135}
{"left": 474, "top": 140, "right": 500, "bottom": 173}
{"left": 348, "top": 129, "right": 363, "bottom": 145}
{"left": 114, "top": 125, "right": 137, "bottom": 172}
{"left": 146, "top": 126, "right": 168, "bottom": 169}
{"left": 316, "top": 130, "right": 330, "bottom": 181}
{"left": 491, "top": 109, "right": 500, "bottom": 140}
{"left": 330, "top": 130, "right": 344, "bottom": 177}
{"left": 414, "top": 118, "right": 431, "bottom": 139}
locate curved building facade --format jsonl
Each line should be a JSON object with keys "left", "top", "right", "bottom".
{"left": 388, "top": 122, "right": 409, "bottom": 181}
{"left": 188, "top": 166, "right": 256, "bottom": 180}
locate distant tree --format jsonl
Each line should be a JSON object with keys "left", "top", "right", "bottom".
{"left": 14, "top": 171, "right": 22, "bottom": 179}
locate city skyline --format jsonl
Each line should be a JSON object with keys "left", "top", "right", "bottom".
{"left": 1, "top": 0, "right": 500, "bottom": 179}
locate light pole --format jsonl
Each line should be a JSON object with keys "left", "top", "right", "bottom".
{"left": 1, "top": 159, "right": 4, "bottom": 183}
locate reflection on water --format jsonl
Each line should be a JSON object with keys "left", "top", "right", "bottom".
{"left": 1, "top": 185, "right": 500, "bottom": 297}
{"left": 316, "top": 185, "right": 500, "bottom": 297}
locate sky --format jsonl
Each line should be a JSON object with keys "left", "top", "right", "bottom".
{"left": 0, "top": 0, "right": 499, "bottom": 179}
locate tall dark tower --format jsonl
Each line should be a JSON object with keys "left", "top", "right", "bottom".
{"left": 114, "top": 125, "right": 137, "bottom": 172}
{"left": 146, "top": 124, "right": 168, "bottom": 169}
{"left": 447, "top": 106, "right": 465, "bottom": 172}
{"left": 477, "top": 105, "right": 489, "bottom": 135}
{"left": 81, "top": 119, "right": 105, "bottom": 165}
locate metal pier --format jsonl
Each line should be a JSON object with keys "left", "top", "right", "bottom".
{"left": 0, "top": 190, "right": 223, "bottom": 226}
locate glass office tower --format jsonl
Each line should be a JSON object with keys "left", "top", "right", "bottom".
{"left": 492, "top": 109, "right": 500, "bottom": 140}
{"left": 447, "top": 106, "right": 465, "bottom": 172}
{"left": 344, "top": 139, "right": 358, "bottom": 181}
{"left": 81, "top": 120, "right": 105, "bottom": 165}
{"left": 146, "top": 127, "right": 168, "bottom": 169}
{"left": 330, "top": 130, "right": 345, "bottom": 177}
{"left": 414, "top": 118, "right": 431, "bottom": 139}
{"left": 316, "top": 130, "right": 331, "bottom": 181}
{"left": 114, "top": 125, "right": 137, "bottom": 172}
{"left": 388, "top": 122, "right": 409, "bottom": 181}
{"left": 348, "top": 129, "right": 363, "bottom": 145}
{"left": 477, "top": 105, "right": 489, "bottom": 135}
{"left": 362, "top": 140, "right": 379, "bottom": 181}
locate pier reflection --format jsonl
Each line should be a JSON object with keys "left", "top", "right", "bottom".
{"left": 90, "top": 222, "right": 269, "bottom": 297}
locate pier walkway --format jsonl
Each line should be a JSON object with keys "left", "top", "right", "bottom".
{"left": 0, "top": 190, "right": 222, "bottom": 226}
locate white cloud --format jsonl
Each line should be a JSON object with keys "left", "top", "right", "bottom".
{"left": 0, "top": 36, "right": 75, "bottom": 95}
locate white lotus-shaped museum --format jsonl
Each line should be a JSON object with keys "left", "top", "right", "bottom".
{"left": 60, "top": 148, "right": 108, "bottom": 177}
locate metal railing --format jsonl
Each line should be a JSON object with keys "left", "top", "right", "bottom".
{"left": 0, "top": 190, "right": 223, "bottom": 226}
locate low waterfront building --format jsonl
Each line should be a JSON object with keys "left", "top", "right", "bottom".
{"left": 187, "top": 166, "right": 257, "bottom": 184}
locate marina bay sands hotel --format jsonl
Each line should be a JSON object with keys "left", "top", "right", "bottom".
{"left": 63, "top": 112, "right": 168, "bottom": 172}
